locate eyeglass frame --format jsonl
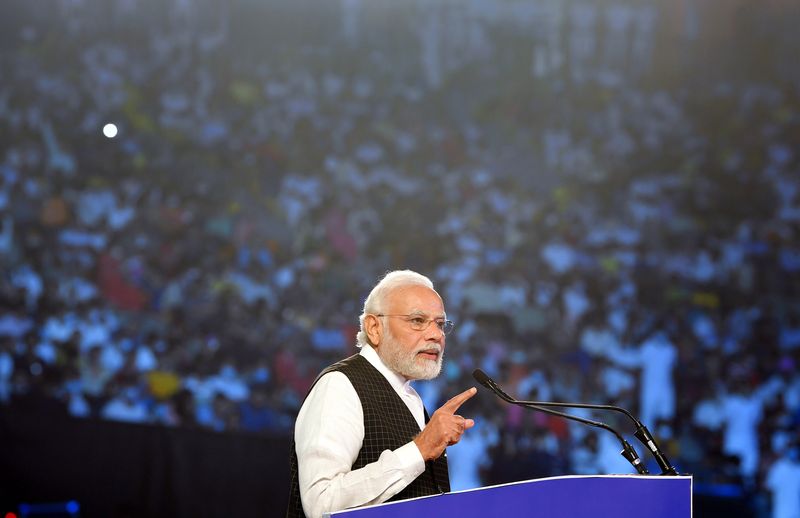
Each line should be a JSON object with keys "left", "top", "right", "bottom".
{"left": 372, "top": 313, "right": 455, "bottom": 335}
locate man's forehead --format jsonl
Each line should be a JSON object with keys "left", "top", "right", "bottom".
{"left": 405, "top": 308, "right": 446, "bottom": 317}
{"left": 387, "top": 285, "right": 444, "bottom": 313}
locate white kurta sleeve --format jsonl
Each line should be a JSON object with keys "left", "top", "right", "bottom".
{"left": 295, "top": 371, "right": 426, "bottom": 518}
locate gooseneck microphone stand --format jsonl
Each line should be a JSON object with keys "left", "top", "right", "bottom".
{"left": 508, "top": 397, "right": 679, "bottom": 476}
{"left": 474, "top": 369, "right": 680, "bottom": 475}
{"left": 473, "top": 369, "right": 649, "bottom": 475}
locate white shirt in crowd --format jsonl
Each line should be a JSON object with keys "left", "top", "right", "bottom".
{"left": 721, "top": 392, "right": 764, "bottom": 478}
{"left": 766, "top": 455, "right": 800, "bottom": 518}
{"left": 294, "top": 345, "right": 426, "bottom": 518}
{"left": 606, "top": 331, "right": 677, "bottom": 427}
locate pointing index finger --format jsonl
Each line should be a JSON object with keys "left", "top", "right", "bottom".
{"left": 441, "top": 387, "right": 477, "bottom": 414}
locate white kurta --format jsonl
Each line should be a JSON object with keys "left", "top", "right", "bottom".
{"left": 294, "top": 346, "right": 427, "bottom": 518}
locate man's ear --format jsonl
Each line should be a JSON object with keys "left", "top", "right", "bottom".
{"left": 364, "top": 314, "right": 383, "bottom": 347}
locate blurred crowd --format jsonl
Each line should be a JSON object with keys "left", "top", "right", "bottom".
{"left": 2, "top": 0, "right": 800, "bottom": 516}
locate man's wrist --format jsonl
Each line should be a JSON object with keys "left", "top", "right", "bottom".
{"left": 398, "top": 441, "right": 426, "bottom": 476}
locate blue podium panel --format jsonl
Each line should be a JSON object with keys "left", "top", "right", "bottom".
{"left": 329, "top": 475, "right": 692, "bottom": 518}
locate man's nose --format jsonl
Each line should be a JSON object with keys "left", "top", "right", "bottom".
{"left": 424, "top": 322, "right": 445, "bottom": 342}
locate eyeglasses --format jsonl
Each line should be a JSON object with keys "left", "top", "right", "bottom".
{"left": 374, "top": 314, "right": 455, "bottom": 335}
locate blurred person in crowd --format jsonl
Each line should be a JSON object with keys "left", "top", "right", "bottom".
{"left": 765, "top": 445, "right": 800, "bottom": 518}
{"left": 101, "top": 382, "right": 149, "bottom": 423}
{"left": 0, "top": 336, "right": 14, "bottom": 402}
{"left": 605, "top": 328, "right": 678, "bottom": 428}
{"left": 79, "top": 344, "right": 113, "bottom": 416}
{"left": 720, "top": 379, "right": 770, "bottom": 482}
{"left": 287, "top": 270, "right": 477, "bottom": 518}
{"left": 447, "top": 419, "right": 499, "bottom": 490}
{"left": 239, "top": 383, "right": 294, "bottom": 433}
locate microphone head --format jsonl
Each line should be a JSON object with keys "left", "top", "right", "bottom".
{"left": 472, "top": 368, "right": 492, "bottom": 388}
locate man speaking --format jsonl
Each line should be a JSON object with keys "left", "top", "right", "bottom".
{"left": 286, "top": 270, "right": 477, "bottom": 518}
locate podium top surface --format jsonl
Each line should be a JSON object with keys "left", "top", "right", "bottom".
{"left": 328, "top": 474, "right": 693, "bottom": 518}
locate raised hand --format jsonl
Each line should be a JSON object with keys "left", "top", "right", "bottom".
{"left": 413, "top": 387, "right": 477, "bottom": 461}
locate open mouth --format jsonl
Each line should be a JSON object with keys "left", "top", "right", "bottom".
{"left": 417, "top": 350, "right": 440, "bottom": 361}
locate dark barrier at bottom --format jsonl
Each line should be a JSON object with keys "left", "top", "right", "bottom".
{"left": 0, "top": 407, "right": 291, "bottom": 518}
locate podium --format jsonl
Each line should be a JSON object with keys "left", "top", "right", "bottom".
{"left": 328, "top": 475, "right": 692, "bottom": 518}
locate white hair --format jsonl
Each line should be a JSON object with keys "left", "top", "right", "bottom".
{"left": 356, "top": 270, "right": 435, "bottom": 348}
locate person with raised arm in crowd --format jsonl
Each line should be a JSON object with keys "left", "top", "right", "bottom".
{"left": 286, "top": 270, "right": 477, "bottom": 518}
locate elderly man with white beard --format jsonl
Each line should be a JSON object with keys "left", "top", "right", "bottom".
{"left": 286, "top": 270, "right": 477, "bottom": 518}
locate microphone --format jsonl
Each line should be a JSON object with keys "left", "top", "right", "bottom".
{"left": 475, "top": 371, "right": 678, "bottom": 476}
{"left": 473, "top": 369, "right": 648, "bottom": 475}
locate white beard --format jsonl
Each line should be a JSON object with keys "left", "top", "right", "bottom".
{"left": 379, "top": 331, "right": 443, "bottom": 380}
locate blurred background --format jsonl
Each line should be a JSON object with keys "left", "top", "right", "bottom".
{"left": 1, "top": 0, "right": 799, "bottom": 516}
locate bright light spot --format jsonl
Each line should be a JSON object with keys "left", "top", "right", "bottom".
{"left": 66, "top": 501, "right": 80, "bottom": 514}
{"left": 103, "top": 123, "right": 118, "bottom": 138}
{"left": 5, "top": 512, "right": 18, "bottom": 518}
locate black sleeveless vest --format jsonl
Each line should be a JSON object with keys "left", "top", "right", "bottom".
{"left": 286, "top": 353, "right": 450, "bottom": 517}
